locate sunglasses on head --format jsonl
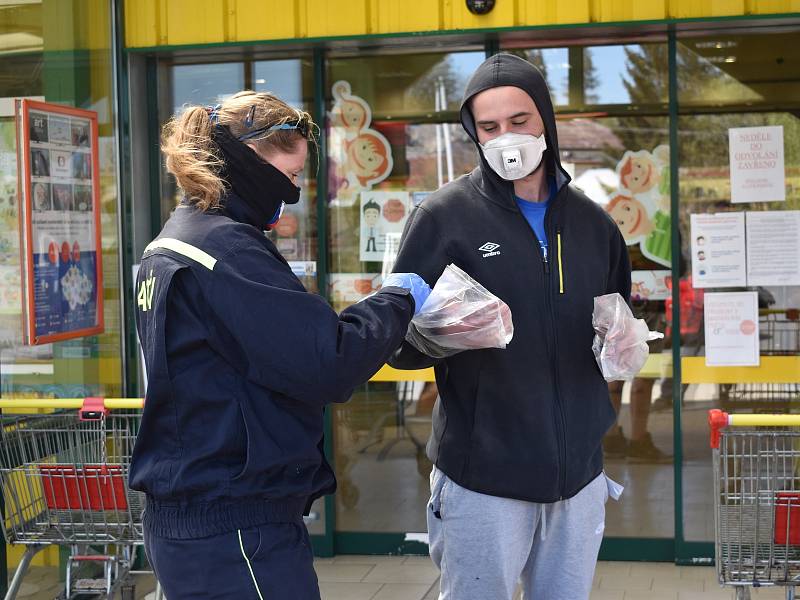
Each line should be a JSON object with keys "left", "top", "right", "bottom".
{"left": 237, "top": 104, "right": 310, "bottom": 141}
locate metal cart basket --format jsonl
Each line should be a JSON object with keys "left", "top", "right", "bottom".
{"left": 709, "top": 409, "right": 800, "bottom": 599}
{"left": 0, "top": 398, "right": 161, "bottom": 600}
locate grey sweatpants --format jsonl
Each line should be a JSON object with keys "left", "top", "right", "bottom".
{"left": 427, "top": 466, "right": 622, "bottom": 600}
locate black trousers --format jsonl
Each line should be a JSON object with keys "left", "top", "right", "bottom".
{"left": 144, "top": 520, "right": 319, "bottom": 599}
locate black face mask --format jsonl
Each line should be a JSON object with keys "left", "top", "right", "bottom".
{"left": 212, "top": 124, "right": 301, "bottom": 230}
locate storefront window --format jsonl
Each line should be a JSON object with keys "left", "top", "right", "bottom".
{"left": 509, "top": 48, "right": 570, "bottom": 106}
{"left": 678, "top": 30, "right": 800, "bottom": 543}
{"left": 503, "top": 41, "right": 676, "bottom": 539}
{"left": 0, "top": 0, "right": 123, "bottom": 402}
{"left": 584, "top": 44, "right": 669, "bottom": 106}
{"left": 504, "top": 41, "right": 669, "bottom": 110}
{"left": 326, "top": 49, "right": 484, "bottom": 533}
{"left": 159, "top": 57, "right": 319, "bottom": 291}
{"left": 254, "top": 59, "right": 309, "bottom": 108}
{"left": 170, "top": 62, "right": 245, "bottom": 114}
{"left": 678, "top": 32, "right": 798, "bottom": 107}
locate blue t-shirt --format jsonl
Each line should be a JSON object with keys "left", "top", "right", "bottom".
{"left": 515, "top": 179, "right": 556, "bottom": 259}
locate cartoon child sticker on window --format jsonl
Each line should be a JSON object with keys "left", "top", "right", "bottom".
{"left": 362, "top": 199, "right": 381, "bottom": 254}
{"left": 607, "top": 145, "right": 671, "bottom": 268}
{"left": 347, "top": 131, "right": 392, "bottom": 189}
{"left": 359, "top": 191, "right": 411, "bottom": 263}
{"left": 329, "top": 81, "right": 394, "bottom": 205}
{"left": 330, "top": 81, "right": 370, "bottom": 135}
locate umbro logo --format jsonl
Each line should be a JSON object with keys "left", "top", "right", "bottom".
{"left": 479, "top": 242, "right": 501, "bottom": 257}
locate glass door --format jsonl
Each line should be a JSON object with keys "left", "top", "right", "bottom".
{"left": 500, "top": 40, "right": 678, "bottom": 553}
{"left": 325, "top": 49, "right": 486, "bottom": 550}
{"left": 675, "top": 28, "right": 800, "bottom": 560}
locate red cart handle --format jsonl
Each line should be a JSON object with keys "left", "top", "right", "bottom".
{"left": 708, "top": 409, "right": 730, "bottom": 449}
{"left": 79, "top": 397, "right": 108, "bottom": 421}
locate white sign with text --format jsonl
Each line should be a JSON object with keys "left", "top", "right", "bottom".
{"left": 746, "top": 210, "right": 800, "bottom": 286}
{"left": 729, "top": 126, "right": 785, "bottom": 204}
{"left": 704, "top": 291, "right": 760, "bottom": 367}
{"left": 690, "top": 212, "right": 747, "bottom": 288}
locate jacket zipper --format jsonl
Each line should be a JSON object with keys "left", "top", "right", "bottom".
{"left": 513, "top": 190, "right": 568, "bottom": 499}
{"left": 557, "top": 229, "right": 564, "bottom": 294}
{"left": 545, "top": 219, "right": 568, "bottom": 499}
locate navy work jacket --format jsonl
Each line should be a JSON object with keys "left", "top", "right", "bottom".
{"left": 131, "top": 196, "right": 413, "bottom": 539}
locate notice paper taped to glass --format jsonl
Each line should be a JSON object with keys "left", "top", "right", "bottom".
{"left": 704, "top": 291, "right": 760, "bottom": 367}
{"left": 690, "top": 213, "right": 746, "bottom": 289}
{"left": 729, "top": 126, "right": 785, "bottom": 204}
{"left": 746, "top": 210, "right": 800, "bottom": 287}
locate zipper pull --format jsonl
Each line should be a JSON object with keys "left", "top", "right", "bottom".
{"left": 543, "top": 253, "right": 550, "bottom": 274}
{"left": 556, "top": 228, "right": 564, "bottom": 295}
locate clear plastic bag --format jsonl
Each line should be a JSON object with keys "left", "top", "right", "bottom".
{"left": 592, "top": 293, "right": 664, "bottom": 382}
{"left": 405, "top": 264, "right": 514, "bottom": 358}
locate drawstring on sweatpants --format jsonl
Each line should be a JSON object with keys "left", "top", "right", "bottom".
{"left": 539, "top": 503, "right": 548, "bottom": 541}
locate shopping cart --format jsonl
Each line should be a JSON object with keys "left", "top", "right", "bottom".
{"left": 0, "top": 398, "right": 163, "bottom": 600}
{"left": 709, "top": 409, "right": 800, "bottom": 599}
{"left": 721, "top": 309, "right": 800, "bottom": 412}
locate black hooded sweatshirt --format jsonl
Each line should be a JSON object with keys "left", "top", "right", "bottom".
{"left": 390, "top": 53, "right": 631, "bottom": 502}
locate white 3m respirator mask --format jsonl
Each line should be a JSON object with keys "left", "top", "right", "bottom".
{"left": 480, "top": 132, "right": 547, "bottom": 181}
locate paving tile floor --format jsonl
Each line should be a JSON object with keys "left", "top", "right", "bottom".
{"left": 8, "top": 557, "right": 796, "bottom": 599}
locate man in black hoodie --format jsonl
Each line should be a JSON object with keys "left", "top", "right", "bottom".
{"left": 390, "top": 54, "right": 631, "bottom": 599}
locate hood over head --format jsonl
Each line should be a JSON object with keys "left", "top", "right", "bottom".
{"left": 460, "top": 53, "right": 571, "bottom": 201}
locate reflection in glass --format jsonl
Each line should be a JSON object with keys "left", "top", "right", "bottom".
{"left": 678, "top": 32, "right": 800, "bottom": 107}
{"left": 584, "top": 44, "right": 669, "bottom": 106}
{"left": 509, "top": 43, "right": 669, "bottom": 107}
{"left": 254, "top": 58, "right": 314, "bottom": 109}
{"left": 171, "top": 63, "right": 245, "bottom": 114}
{"left": 327, "top": 51, "right": 485, "bottom": 118}
{"left": 509, "top": 48, "right": 570, "bottom": 106}
{"left": 335, "top": 381, "right": 433, "bottom": 531}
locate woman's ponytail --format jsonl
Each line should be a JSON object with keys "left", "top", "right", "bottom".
{"left": 161, "top": 106, "right": 225, "bottom": 211}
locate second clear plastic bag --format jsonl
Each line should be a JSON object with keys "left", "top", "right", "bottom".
{"left": 592, "top": 293, "right": 664, "bottom": 382}
{"left": 406, "top": 264, "right": 514, "bottom": 358}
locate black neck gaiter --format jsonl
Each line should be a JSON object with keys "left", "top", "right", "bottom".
{"left": 212, "top": 124, "right": 301, "bottom": 230}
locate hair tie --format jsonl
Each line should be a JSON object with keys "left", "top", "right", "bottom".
{"left": 206, "top": 104, "right": 221, "bottom": 123}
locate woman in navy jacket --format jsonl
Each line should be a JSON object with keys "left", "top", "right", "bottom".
{"left": 131, "top": 91, "right": 429, "bottom": 599}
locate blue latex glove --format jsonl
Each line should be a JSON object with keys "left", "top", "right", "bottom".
{"left": 382, "top": 273, "right": 431, "bottom": 315}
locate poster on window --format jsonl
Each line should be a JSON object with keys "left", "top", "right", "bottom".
{"left": 729, "top": 126, "right": 785, "bottom": 204}
{"left": 746, "top": 210, "right": 800, "bottom": 286}
{"left": 689, "top": 212, "right": 747, "bottom": 289}
{"left": 359, "top": 191, "right": 410, "bottom": 263}
{"left": 604, "top": 145, "right": 671, "bottom": 268}
{"left": 15, "top": 99, "right": 103, "bottom": 345}
{"left": 704, "top": 291, "right": 760, "bottom": 367}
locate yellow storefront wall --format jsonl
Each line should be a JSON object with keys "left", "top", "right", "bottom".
{"left": 124, "top": 0, "right": 800, "bottom": 48}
